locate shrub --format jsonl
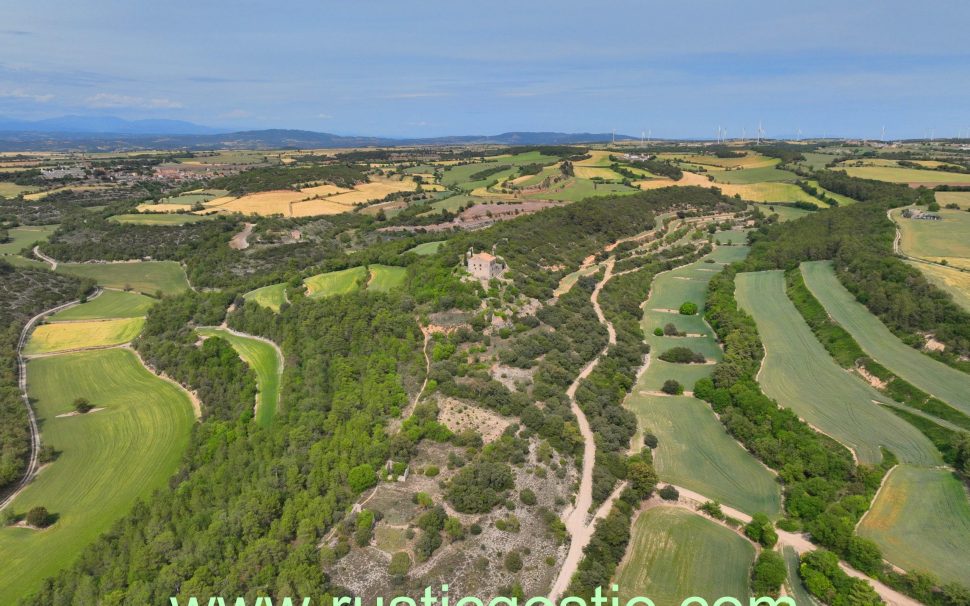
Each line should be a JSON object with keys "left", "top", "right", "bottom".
{"left": 504, "top": 551, "right": 523, "bottom": 572}
{"left": 653, "top": 327, "right": 664, "bottom": 336}
{"left": 424, "top": 466, "right": 440, "bottom": 477}
{"left": 446, "top": 460, "right": 514, "bottom": 513}
{"left": 744, "top": 513, "right": 778, "bottom": 548}
{"left": 643, "top": 433, "right": 658, "bottom": 449}
{"left": 26, "top": 506, "right": 52, "bottom": 528}
{"left": 347, "top": 464, "right": 377, "bottom": 493}
{"left": 700, "top": 500, "right": 725, "bottom": 520}
{"left": 389, "top": 551, "right": 411, "bottom": 576}
{"left": 659, "top": 485, "right": 679, "bottom": 501}
{"left": 663, "top": 323, "right": 685, "bottom": 336}
{"left": 658, "top": 346, "right": 706, "bottom": 364}
{"left": 661, "top": 379, "right": 683, "bottom": 395}
{"left": 678, "top": 301, "right": 698, "bottom": 315}
{"left": 751, "top": 551, "right": 787, "bottom": 596}
{"left": 519, "top": 488, "right": 537, "bottom": 505}
{"left": 73, "top": 397, "right": 93, "bottom": 414}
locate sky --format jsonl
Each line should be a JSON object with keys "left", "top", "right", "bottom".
{"left": 1, "top": 0, "right": 969, "bottom": 139}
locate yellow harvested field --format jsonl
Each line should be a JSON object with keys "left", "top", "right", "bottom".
{"left": 300, "top": 183, "right": 351, "bottom": 196}
{"left": 659, "top": 152, "right": 776, "bottom": 169}
{"left": 25, "top": 318, "right": 145, "bottom": 355}
{"left": 937, "top": 191, "right": 970, "bottom": 209}
{"left": 635, "top": 171, "right": 714, "bottom": 190}
{"left": 289, "top": 199, "right": 360, "bottom": 217}
{"left": 136, "top": 202, "right": 194, "bottom": 213}
{"left": 323, "top": 179, "right": 418, "bottom": 206}
{"left": 208, "top": 190, "right": 305, "bottom": 216}
{"left": 574, "top": 166, "right": 623, "bottom": 180}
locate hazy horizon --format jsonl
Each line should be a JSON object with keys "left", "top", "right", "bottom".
{"left": 2, "top": 0, "right": 968, "bottom": 140}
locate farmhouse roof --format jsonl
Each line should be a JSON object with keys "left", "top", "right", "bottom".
{"left": 471, "top": 251, "right": 497, "bottom": 262}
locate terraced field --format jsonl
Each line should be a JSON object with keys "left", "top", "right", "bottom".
{"left": 0, "top": 225, "right": 57, "bottom": 255}
{"left": 754, "top": 203, "right": 813, "bottom": 222}
{"left": 243, "top": 283, "right": 288, "bottom": 311}
{"left": 801, "top": 261, "right": 970, "bottom": 416}
{"left": 858, "top": 465, "right": 970, "bottom": 585}
{"left": 736, "top": 270, "right": 940, "bottom": 466}
{"left": 50, "top": 290, "right": 155, "bottom": 320}
{"left": 615, "top": 507, "right": 754, "bottom": 605}
{"left": 936, "top": 191, "right": 970, "bottom": 209}
{"left": 57, "top": 261, "right": 189, "bottom": 296}
{"left": 24, "top": 317, "right": 145, "bottom": 355}
{"left": 304, "top": 266, "right": 368, "bottom": 297}
{"left": 709, "top": 166, "right": 798, "bottom": 184}
{"left": 197, "top": 328, "right": 281, "bottom": 426}
{"left": 627, "top": 246, "right": 781, "bottom": 515}
{"left": 0, "top": 348, "right": 194, "bottom": 599}
{"left": 367, "top": 265, "right": 407, "bottom": 292}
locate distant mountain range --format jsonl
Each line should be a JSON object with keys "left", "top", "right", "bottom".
{"left": 0, "top": 116, "right": 638, "bottom": 151}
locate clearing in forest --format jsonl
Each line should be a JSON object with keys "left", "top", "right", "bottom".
{"left": 109, "top": 213, "right": 214, "bottom": 225}
{"left": 615, "top": 506, "right": 754, "bottom": 606}
{"left": 197, "top": 327, "right": 281, "bottom": 426}
{"left": 243, "top": 283, "right": 288, "bottom": 311}
{"left": 801, "top": 261, "right": 970, "bottom": 416}
{"left": 25, "top": 317, "right": 145, "bottom": 355}
{"left": 0, "top": 348, "right": 194, "bottom": 599}
{"left": 906, "top": 261, "right": 970, "bottom": 312}
{"left": 858, "top": 465, "right": 970, "bottom": 585}
{"left": 736, "top": 270, "right": 940, "bottom": 466}
{"left": 304, "top": 266, "right": 369, "bottom": 297}
{"left": 0, "top": 225, "right": 58, "bottom": 255}
{"left": 405, "top": 241, "right": 445, "bottom": 256}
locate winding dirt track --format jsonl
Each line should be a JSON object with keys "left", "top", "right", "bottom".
{"left": 0, "top": 287, "right": 103, "bottom": 512}
{"left": 549, "top": 259, "right": 618, "bottom": 600}
{"left": 32, "top": 245, "right": 57, "bottom": 270}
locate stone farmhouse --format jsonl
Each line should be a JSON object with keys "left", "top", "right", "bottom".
{"left": 466, "top": 249, "right": 506, "bottom": 280}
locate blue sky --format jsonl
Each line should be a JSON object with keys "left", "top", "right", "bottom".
{"left": 2, "top": 0, "right": 968, "bottom": 138}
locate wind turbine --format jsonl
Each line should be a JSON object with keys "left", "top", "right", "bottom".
{"left": 881, "top": 125, "right": 886, "bottom": 142}
{"left": 757, "top": 121, "right": 765, "bottom": 144}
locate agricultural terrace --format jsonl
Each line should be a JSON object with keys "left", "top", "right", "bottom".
{"left": 842, "top": 165, "right": 970, "bottom": 185}
{"left": 753, "top": 204, "right": 813, "bottom": 222}
{"left": 0, "top": 225, "right": 57, "bottom": 255}
{"left": 857, "top": 465, "right": 970, "bottom": 585}
{"left": 304, "top": 264, "right": 407, "bottom": 298}
{"left": 367, "top": 265, "right": 407, "bottom": 292}
{"left": 50, "top": 290, "right": 155, "bottom": 320}
{"left": 801, "top": 261, "right": 970, "bottom": 416}
{"left": 895, "top": 208, "right": 970, "bottom": 269}
{"left": 709, "top": 165, "right": 798, "bottom": 184}
{"left": 304, "top": 266, "right": 368, "bottom": 297}
{"left": 736, "top": 270, "right": 940, "bottom": 466}
{"left": 243, "top": 283, "right": 288, "bottom": 312}
{"left": 24, "top": 317, "right": 145, "bottom": 355}
{"left": 0, "top": 348, "right": 194, "bottom": 599}
{"left": 628, "top": 248, "right": 781, "bottom": 515}
{"left": 109, "top": 213, "right": 215, "bottom": 225}
{"left": 56, "top": 261, "right": 190, "bottom": 296}
{"left": 197, "top": 328, "right": 281, "bottom": 426}
{"left": 615, "top": 507, "right": 754, "bottom": 606}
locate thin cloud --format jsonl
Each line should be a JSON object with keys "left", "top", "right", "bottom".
{"left": 85, "top": 93, "right": 183, "bottom": 109}
{"left": 0, "top": 88, "right": 54, "bottom": 103}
